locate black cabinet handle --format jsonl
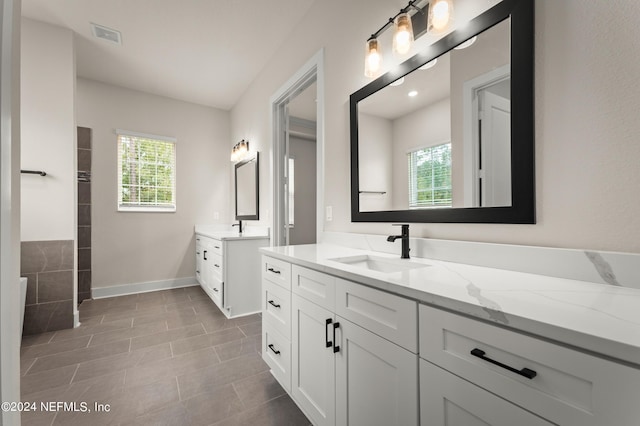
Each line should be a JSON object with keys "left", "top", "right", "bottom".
{"left": 203, "top": 250, "right": 208, "bottom": 261}
{"left": 268, "top": 344, "right": 280, "bottom": 355}
{"left": 325, "top": 318, "right": 333, "bottom": 348}
{"left": 213, "top": 288, "right": 219, "bottom": 293}
{"left": 214, "top": 264, "right": 220, "bottom": 268}
{"left": 214, "top": 245, "right": 220, "bottom": 249}
{"left": 470, "top": 348, "right": 537, "bottom": 380}
{"left": 196, "top": 270, "right": 200, "bottom": 274}
{"left": 196, "top": 251, "right": 200, "bottom": 255}
{"left": 268, "top": 300, "right": 281, "bottom": 309}
{"left": 333, "top": 322, "right": 340, "bottom": 353}
{"left": 267, "top": 267, "right": 281, "bottom": 275}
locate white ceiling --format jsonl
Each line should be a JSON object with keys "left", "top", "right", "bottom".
{"left": 21, "top": 0, "right": 317, "bottom": 110}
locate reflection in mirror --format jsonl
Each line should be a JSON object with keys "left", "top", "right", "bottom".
{"left": 235, "top": 153, "right": 259, "bottom": 220}
{"left": 358, "top": 18, "right": 510, "bottom": 212}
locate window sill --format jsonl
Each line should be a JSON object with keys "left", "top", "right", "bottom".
{"left": 117, "top": 206, "right": 176, "bottom": 213}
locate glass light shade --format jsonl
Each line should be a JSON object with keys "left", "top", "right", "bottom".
{"left": 393, "top": 13, "right": 414, "bottom": 55}
{"left": 364, "top": 38, "right": 382, "bottom": 78}
{"left": 428, "top": 0, "right": 454, "bottom": 33}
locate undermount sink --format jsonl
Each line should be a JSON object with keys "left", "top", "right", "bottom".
{"left": 328, "top": 255, "right": 430, "bottom": 274}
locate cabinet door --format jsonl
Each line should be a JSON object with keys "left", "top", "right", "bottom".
{"left": 420, "top": 360, "right": 554, "bottom": 426}
{"left": 335, "top": 318, "right": 418, "bottom": 426}
{"left": 195, "top": 240, "right": 204, "bottom": 286}
{"left": 291, "top": 294, "right": 335, "bottom": 426}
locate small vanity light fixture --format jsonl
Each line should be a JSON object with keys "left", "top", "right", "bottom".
{"left": 364, "top": 0, "right": 454, "bottom": 78}
{"left": 393, "top": 12, "right": 414, "bottom": 55}
{"left": 230, "top": 140, "right": 250, "bottom": 162}
{"left": 428, "top": 0, "right": 454, "bottom": 33}
{"left": 364, "top": 38, "right": 383, "bottom": 78}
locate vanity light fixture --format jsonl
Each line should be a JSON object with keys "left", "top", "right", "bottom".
{"left": 427, "top": 0, "right": 454, "bottom": 33}
{"left": 230, "top": 140, "right": 250, "bottom": 162}
{"left": 364, "top": 0, "right": 454, "bottom": 78}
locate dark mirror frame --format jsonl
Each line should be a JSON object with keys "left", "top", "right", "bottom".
{"left": 235, "top": 152, "right": 260, "bottom": 221}
{"left": 350, "top": 0, "right": 534, "bottom": 224}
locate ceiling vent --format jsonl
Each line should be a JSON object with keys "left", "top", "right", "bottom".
{"left": 90, "top": 23, "right": 122, "bottom": 45}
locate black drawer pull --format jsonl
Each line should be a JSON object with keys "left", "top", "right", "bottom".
{"left": 203, "top": 250, "right": 208, "bottom": 261}
{"left": 333, "top": 322, "right": 340, "bottom": 353}
{"left": 325, "top": 318, "right": 333, "bottom": 348}
{"left": 268, "top": 344, "right": 280, "bottom": 355}
{"left": 196, "top": 251, "right": 200, "bottom": 255}
{"left": 268, "top": 300, "right": 281, "bottom": 309}
{"left": 196, "top": 270, "right": 200, "bottom": 274}
{"left": 267, "top": 267, "right": 281, "bottom": 275}
{"left": 470, "top": 348, "right": 537, "bottom": 380}
{"left": 214, "top": 246, "right": 220, "bottom": 249}
{"left": 213, "top": 288, "right": 219, "bottom": 293}
{"left": 214, "top": 264, "right": 220, "bottom": 268}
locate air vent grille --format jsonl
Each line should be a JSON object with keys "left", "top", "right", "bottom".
{"left": 90, "top": 23, "right": 122, "bottom": 45}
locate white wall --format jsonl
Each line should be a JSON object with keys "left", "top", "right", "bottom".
{"left": 76, "top": 78, "right": 230, "bottom": 289}
{"left": 358, "top": 112, "right": 392, "bottom": 211}
{"left": 20, "top": 18, "right": 76, "bottom": 241}
{"left": 0, "top": 0, "right": 21, "bottom": 421}
{"left": 392, "top": 98, "right": 451, "bottom": 209}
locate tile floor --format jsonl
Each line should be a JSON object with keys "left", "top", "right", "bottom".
{"left": 20, "top": 286, "right": 311, "bottom": 426}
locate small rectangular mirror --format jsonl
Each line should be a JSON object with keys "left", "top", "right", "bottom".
{"left": 235, "top": 153, "right": 259, "bottom": 220}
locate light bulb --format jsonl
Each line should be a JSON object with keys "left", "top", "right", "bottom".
{"left": 364, "top": 38, "right": 382, "bottom": 78}
{"left": 393, "top": 13, "right": 414, "bottom": 55}
{"left": 429, "top": 0, "right": 454, "bottom": 32}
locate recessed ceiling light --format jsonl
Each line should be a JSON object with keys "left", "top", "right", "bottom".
{"left": 390, "top": 77, "right": 405, "bottom": 87}
{"left": 454, "top": 36, "right": 477, "bottom": 50}
{"left": 90, "top": 23, "right": 122, "bottom": 45}
{"left": 408, "top": 90, "right": 418, "bottom": 97}
{"left": 419, "top": 59, "right": 438, "bottom": 70}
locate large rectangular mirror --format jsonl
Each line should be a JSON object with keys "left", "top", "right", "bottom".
{"left": 350, "top": 0, "right": 534, "bottom": 223}
{"left": 235, "top": 153, "right": 259, "bottom": 220}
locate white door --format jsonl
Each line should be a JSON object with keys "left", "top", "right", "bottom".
{"left": 479, "top": 90, "right": 511, "bottom": 207}
{"left": 335, "top": 318, "right": 419, "bottom": 426}
{"left": 292, "top": 294, "right": 336, "bottom": 426}
{"left": 420, "top": 360, "right": 554, "bottom": 426}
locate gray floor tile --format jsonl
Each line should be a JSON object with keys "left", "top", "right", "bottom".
{"left": 20, "top": 287, "right": 309, "bottom": 426}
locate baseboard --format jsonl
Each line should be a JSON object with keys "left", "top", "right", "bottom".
{"left": 73, "top": 310, "right": 80, "bottom": 328}
{"left": 92, "top": 277, "right": 198, "bottom": 299}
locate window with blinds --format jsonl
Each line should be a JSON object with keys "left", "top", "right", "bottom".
{"left": 408, "top": 142, "right": 452, "bottom": 208}
{"left": 117, "top": 131, "right": 176, "bottom": 212}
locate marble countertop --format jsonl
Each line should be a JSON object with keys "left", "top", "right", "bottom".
{"left": 261, "top": 244, "right": 640, "bottom": 367}
{"left": 195, "top": 225, "right": 269, "bottom": 241}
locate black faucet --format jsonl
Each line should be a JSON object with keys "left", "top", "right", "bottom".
{"left": 387, "top": 224, "right": 410, "bottom": 259}
{"left": 232, "top": 220, "right": 243, "bottom": 234}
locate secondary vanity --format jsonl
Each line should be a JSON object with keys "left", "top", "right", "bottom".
{"left": 195, "top": 152, "right": 268, "bottom": 318}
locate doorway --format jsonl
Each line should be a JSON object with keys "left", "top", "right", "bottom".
{"left": 270, "top": 51, "right": 324, "bottom": 247}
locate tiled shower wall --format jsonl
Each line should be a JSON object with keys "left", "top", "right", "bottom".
{"left": 21, "top": 240, "right": 75, "bottom": 334}
{"left": 77, "top": 126, "right": 92, "bottom": 303}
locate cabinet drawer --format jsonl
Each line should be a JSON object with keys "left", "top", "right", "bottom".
{"left": 209, "top": 239, "right": 223, "bottom": 256}
{"left": 210, "top": 253, "right": 223, "bottom": 279}
{"left": 208, "top": 276, "right": 223, "bottom": 309}
{"left": 336, "top": 278, "right": 417, "bottom": 352}
{"left": 263, "top": 323, "right": 291, "bottom": 393}
{"left": 421, "top": 359, "right": 553, "bottom": 426}
{"left": 419, "top": 304, "right": 640, "bottom": 426}
{"left": 262, "top": 256, "right": 291, "bottom": 290}
{"left": 263, "top": 279, "right": 291, "bottom": 339}
{"left": 292, "top": 265, "right": 335, "bottom": 311}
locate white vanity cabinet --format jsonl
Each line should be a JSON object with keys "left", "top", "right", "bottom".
{"left": 195, "top": 233, "right": 268, "bottom": 318}
{"left": 418, "top": 304, "right": 640, "bottom": 426}
{"left": 261, "top": 257, "right": 419, "bottom": 426}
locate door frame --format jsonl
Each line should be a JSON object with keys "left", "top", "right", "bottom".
{"left": 269, "top": 49, "right": 324, "bottom": 246}
{"left": 462, "top": 64, "right": 510, "bottom": 207}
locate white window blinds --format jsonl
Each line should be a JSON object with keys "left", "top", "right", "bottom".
{"left": 408, "top": 142, "right": 452, "bottom": 208}
{"left": 117, "top": 132, "right": 176, "bottom": 212}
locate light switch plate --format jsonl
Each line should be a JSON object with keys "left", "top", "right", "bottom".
{"left": 326, "top": 206, "right": 333, "bottom": 221}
